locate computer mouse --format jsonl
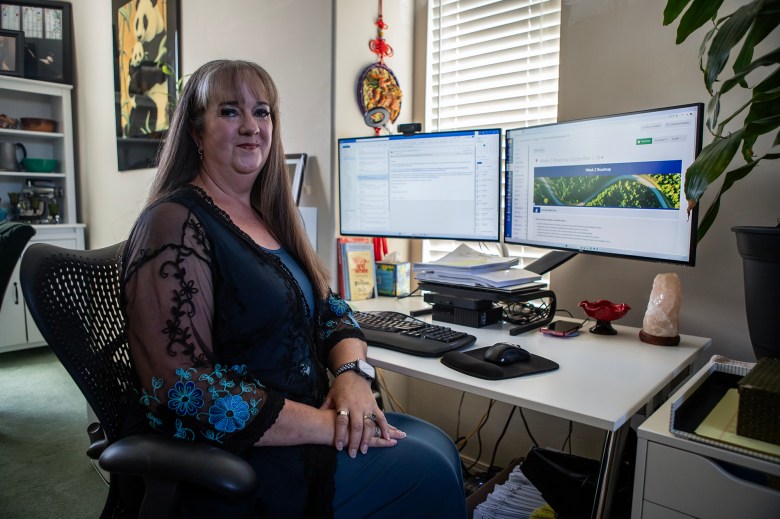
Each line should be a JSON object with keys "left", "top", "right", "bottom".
{"left": 483, "top": 342, "right": 531, "bottom": 365}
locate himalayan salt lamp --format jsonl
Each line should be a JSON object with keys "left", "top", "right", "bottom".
{"left": 639, "top": 273, "right": 682, "bottom": 346}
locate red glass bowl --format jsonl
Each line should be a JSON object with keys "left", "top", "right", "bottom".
{"left": 578, "top": 300, "right": 630, "bottom": 335}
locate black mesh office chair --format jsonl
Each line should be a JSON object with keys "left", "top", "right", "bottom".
{"left": 0, "top": 221, "right": 35, "bottom": 312}
{"left": 20, "top": 242, "right": 257, "bottom": 519}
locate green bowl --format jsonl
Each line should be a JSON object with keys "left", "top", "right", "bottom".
{"left": 22, "top": 158, "right": 58, "bottom": 173}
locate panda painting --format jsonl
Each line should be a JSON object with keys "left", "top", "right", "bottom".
{"left": 131, "top": 0, "right": 170, "bottom": 133}
{"left": 115, "top": 0, "right": 175, "bottom": 140}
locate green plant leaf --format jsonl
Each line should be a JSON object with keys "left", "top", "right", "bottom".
{"left": 719, "top": 47, "right": 780, "bottom": 95}
{"left": 745, "top": 95, "right": 780, "bottom": 126}
{"left": 741, "top": 105, "right": 780, "bottom": 160}
{"left": 676, "top": 0, "right": 726, "bottom": 44}
{"left": 706, "top": 94, "right": 720, "bottom": 133}
{"left": 696, "top": 159, "right": 761, "bottom": 241}
{"left": 664, "top": 0, "right": 694, "bottom": 25}
{"left": 753, "top": 69, "right": 780, "bottom": 99}
{"left": 698, "top": 26, "right": 718, "bottom": 92}
{"left": 733, "top": 11, "right": 780, "bottom": 75}
{"left": 685, "top": 129, "right": 744, "bottom": 205}
{"left": 704, "top": 0, "right": 763, "bottom": 92}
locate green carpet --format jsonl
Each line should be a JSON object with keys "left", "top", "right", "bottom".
{"left": 0, "top": 347, "right": 108, "bottom": 517}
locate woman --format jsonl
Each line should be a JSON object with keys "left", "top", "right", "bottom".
{"left": 121, "top": 59, "right": 466, "bottom": 518}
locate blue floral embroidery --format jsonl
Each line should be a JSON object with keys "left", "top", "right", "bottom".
{"left": 141, "top": 363, "right": 262, "bottom": 442}
{"left": 146, "top": 412, "right": 162, "bottom": 429}
{"left": 173, "top": 419, "right": 196, "bottom": 440}
{"left": 328, "top": 295, "right": 350, "bottom": 316}
{"left": 167, "top": 380, "right": 204, "bottom": 416}
{"left": 140, "top": 377, "right": 163, "bottom": 406}
{"left": 209, "top": 394, "right": 251, "bottom": 433}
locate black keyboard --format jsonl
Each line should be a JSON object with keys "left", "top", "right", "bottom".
{"left": 353, "top": 311, "right": 476, "bottom": 357}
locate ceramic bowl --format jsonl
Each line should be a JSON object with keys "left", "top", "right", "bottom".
{"left": 22, "top": 157, "right": 58, "bottom": 173}
{"left": 20, "top": 117, "right": 57, "bottom": 132}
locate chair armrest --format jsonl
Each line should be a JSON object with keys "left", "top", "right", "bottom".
{"left": 99, "top": 435, "right": 257, "bottom": 497}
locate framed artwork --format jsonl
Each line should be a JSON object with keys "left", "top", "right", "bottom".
{"left": 0, "top": 29, "right": 24, "bottom": 77}
{"left": 0, "top": 1, "right": 73, "bottom": 84}
{"left": 112, "top": 0, "right": 180, "bottom": 171}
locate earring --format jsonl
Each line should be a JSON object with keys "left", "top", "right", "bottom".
{"left": 197, "top": 146, "right": 203, "bottom": 161}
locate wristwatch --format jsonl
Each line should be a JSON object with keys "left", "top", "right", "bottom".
{"left": 334, "top": 359, "right": 375, "bottom": 382}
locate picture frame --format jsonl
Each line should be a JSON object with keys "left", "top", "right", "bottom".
{"left": 0, "top": 0, "right": 73, "bottom": 84}
{"left": 0, "top": 29, "right": 24, "bottom": 77}
{"left": 285, "top": 153, "right": 307, "bottom": 205}
{"left": 113, "top": 0, "right": 180, "bottom": 171}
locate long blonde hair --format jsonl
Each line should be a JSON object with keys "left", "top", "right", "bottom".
{"left": 147, "top": 60, "right": 331, "bottom": 298}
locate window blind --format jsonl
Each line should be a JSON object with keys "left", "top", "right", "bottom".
{"left": 423, "top": 0, "right": 561, "bottom": 265}
{"left": 428, "top": 0, "right": 561, "bottom": 132}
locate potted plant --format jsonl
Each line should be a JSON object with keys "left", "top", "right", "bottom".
{"left": 664, "top": 0, "right": 779, "bottom": 359}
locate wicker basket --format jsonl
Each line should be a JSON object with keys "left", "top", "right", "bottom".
{"left": 737, "top": 358, "right": 780, "bottom": 445}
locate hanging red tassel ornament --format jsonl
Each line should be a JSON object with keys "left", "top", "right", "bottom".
{"left": 369, "top": 5, "right": 394, "bottom": 65}
{"left": 358, "top": 0, "right": 403, "bottom": 135}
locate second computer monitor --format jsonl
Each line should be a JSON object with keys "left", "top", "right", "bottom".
{"left": 338, "top": 129, "right": 502, "bottom": 241}
{"left": 504, "top": 104, "right": 703, "bottom": 266}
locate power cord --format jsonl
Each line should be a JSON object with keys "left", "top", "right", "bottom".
{"left": 518, "top": 407, "right": 539, "bottom": 447}
{"left": 488, "top": 406, "right": 516, "bottom": 472}
{"left": 375, "top": 368, "right": 406, "bottom": 414}
{"left": 561, "top": 421, "right": 574, "bottom": 453}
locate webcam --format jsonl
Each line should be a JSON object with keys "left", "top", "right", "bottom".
{"left": 398, "top": 123, "right": 422, "bottom": 135}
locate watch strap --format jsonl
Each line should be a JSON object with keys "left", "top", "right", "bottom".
{"left": 334, "top": 359, "right": 374, "bottom": 381}
{"left": 334, "top": 361, "right": 357, "bottom": 377}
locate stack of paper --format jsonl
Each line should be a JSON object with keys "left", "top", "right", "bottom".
{"left": 413, "top": 244, "right": 541, "bottom": 289}
{"left": 473, "top": 466, "right": 550, "bottom": 519}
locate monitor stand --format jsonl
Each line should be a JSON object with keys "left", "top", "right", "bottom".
{"left": 418, "top": 282, "right": 557, "bottom": 336}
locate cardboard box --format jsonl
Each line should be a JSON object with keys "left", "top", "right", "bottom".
{"left": 375, "top": 261, "right": 411, "bottom": 296}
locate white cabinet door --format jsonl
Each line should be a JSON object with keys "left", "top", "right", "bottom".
{"left": 0, "top": 261, "right": 27, "bottom": 350}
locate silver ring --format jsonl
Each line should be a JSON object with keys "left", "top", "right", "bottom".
{"left": 363, "top": 412, "right": 377, "bottom": 422}
{"left": 337, "top": 410, "right": 349, "bottom": 417}
{"left": 374, "top": 425, "right": 381, "bottom": 438}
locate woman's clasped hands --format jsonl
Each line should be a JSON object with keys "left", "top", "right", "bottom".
{"left": 321, "top": 372, "right": 406, "bottom": 458}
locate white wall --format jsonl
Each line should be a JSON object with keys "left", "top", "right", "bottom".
{"left": 555, "top": 0, "right": 779, "bottom": 363}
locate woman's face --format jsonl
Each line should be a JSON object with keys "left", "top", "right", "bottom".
{"left": 197, "top": 81, "right": 273, "bottom": 181}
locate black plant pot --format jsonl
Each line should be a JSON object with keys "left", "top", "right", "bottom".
{"left": 733, "top": 226, "right": 780, "bottom": 360}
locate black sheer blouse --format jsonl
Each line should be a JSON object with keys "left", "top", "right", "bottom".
{"left": 121, "top": 185, "right": 364, "bottom": 514}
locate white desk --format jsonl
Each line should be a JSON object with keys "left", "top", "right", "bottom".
{"left": 350, "top": 296, "right": 711, "bottom": 519}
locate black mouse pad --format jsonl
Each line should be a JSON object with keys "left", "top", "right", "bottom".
{"left": 441, "top": 346, "right": 559, "bottom": 380}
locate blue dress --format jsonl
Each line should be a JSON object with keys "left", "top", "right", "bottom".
{"left": 122, "top": 185, "right": 364, "bottom": 517}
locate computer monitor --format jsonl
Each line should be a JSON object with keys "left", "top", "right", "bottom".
{"left": 504, "top": 103, "right": 703, "bottom": 266}
{"left": 285, "top": 153, "right": 307, "bottom": 205}
{"left": 338, "top": 129, "right": 502, "bottom": 241}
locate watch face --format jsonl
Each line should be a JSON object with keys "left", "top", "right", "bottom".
{"left": 357, "top": 359, "right": 375, "bottom": 379}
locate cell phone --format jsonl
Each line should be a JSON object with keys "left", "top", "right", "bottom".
{"left": 540, "top": 320, "right": 581, "bottom": 337}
